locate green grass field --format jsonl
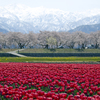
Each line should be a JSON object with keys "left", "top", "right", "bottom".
{"left": 19, "top": 48, "right": 100, "bottom": 53}
{"left": 0, "top": 48, "right": 100, "bottom": 53}
{"left": 0, "top": 49, "right": 100, "bottom": 63}
{"left": 0, "top": 57, "right": 100, "bottom": 63}
{"left": 0, "top": 49, "right": 17, "bottom": 53}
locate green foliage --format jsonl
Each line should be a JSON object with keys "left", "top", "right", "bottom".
{"left": 47, "top": 37, "right": 57, "bottom": 48}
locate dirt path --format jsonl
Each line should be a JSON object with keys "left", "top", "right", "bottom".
{"left": 7, "top": 49, "right": 27, "bottom": 57}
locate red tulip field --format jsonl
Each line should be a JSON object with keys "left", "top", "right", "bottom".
{"left": 0, "top": 63, "right": 100, "bottom": 100}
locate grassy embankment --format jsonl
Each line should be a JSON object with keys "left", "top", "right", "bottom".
{"left": 0, "top": 49, "right": 17, "bottom": 53}
{"left": 19, "top": 48, "right": 100, "bottom": 53}
{"left": 0, "top": 48, "right": 100, "bottom": 53}
{"left": 0, "top": 49, "right": 100, "bottom": 63}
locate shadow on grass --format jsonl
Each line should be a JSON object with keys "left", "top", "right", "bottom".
{"left": 49, "top": 49, "right": 56, "bottom": 52}
{"left": 75, "top": 49, "right": 84, "bottom": 52}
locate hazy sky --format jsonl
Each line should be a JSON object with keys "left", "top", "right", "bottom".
{"left": 0, "top": 0, "right": 100, "bottom": 12}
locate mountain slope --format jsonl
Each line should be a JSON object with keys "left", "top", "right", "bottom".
{"left": 0, "top": 4, "right": 100, "bottom": 33}
{"left": 69, "top": 23, "right": 100, "bottom": 33}
{"left": 0, "top": 27, "right": 8, "bottom": 33}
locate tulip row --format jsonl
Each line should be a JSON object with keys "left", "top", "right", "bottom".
{"left": 0, "top": 63, "right": 100, "bottom": 100}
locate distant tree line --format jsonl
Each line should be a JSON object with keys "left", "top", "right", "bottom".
{"left": 0, "top": 31, "right": 100, "bottom": 49}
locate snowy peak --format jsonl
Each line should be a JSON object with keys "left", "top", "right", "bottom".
{"left": 1, "top": 4, "right": 100, "bottom": 18}
{"left": 2, "top": 4, "right": 100, "bottom": 21}
{"left": 0, "top": 4, "right": 100, "bottom": 33}
{"left": 2, "top": 4, "right": 81, "bottom": 21}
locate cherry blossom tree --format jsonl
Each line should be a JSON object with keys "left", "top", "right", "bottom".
{"left": 73, "top": 31, "right": 89, "bottom": 49}
{"left": 0, "top": 32, "right": 9, "bottom": 48}
{"left": 37, "top": 31, "right": 50, "bottom": 48}
{"left": 7, "top": 32, "right": 30, "bottom": 49}
{"left": 27, "top": 31, "right": 37, "bottom": 48}
{"left": 0, "top": 30, "right": 100, "bottom": 49}
{"left": 90, "top": 31, "right": 100, "bottom": 48}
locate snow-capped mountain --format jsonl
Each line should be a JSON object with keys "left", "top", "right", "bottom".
{"left": 0, "top": 4, "right": 100, "bottom": 33}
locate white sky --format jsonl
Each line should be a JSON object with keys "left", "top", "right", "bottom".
{"left": 0, "top": 0, "right": 100, "bottom": 12}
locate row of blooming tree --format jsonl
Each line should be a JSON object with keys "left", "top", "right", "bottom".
{"left": 0, "top": 31, "right": 100, "bottom": 49}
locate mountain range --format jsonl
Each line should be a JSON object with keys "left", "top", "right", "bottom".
{"left": 69, "top": 23, "right": 100, "bottom": 33}
{"left": 0, "top": 4, "right": 100, "bottom": 33}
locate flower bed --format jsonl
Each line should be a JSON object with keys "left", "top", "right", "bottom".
{"left": 0, "top": 63, "right": 100, "bottom": 100}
